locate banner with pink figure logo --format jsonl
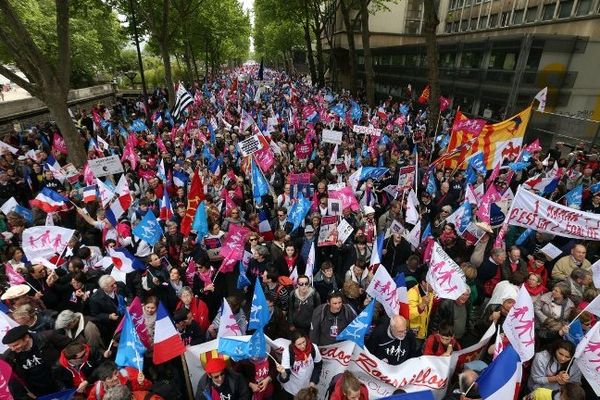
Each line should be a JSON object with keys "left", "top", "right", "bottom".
{"left": 426, "top": 242, "right": 468, "bottom": 300}
{"left": 574, "top": 318, "right": 600, "bottom": 395}
{"left": 22, "top": 226, "right": 75, "bottom": 261}
{"left": 503, "top": 285, "right": 535, "bottom": 362}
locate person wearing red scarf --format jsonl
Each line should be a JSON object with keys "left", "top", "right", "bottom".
{"left": 527, "top": 253, "right": 549, "bottom": 288}
{"left": 525, "top": 272, "right": 547, "bottom": 304}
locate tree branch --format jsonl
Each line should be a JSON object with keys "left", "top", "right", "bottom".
{"left": 56, "top": 0, "right": 71, "bottom": 89}
{"left": 0, "top": 64, "right": 37, "bottom": 95}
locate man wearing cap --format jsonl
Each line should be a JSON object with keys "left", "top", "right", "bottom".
{"left": 196, "top": 357, "right": 250, "bottom": 400}
{"left": 1, "top": 325, "right": 71, "bottom": 397}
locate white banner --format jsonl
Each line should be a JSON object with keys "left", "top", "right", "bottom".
{"left": 427, "top": 242, "right": 468, "bottom": 300}
{"left": 87, "top": 155, "right": 124, "bottom": 177}
{"left": 237, "top": 135, "right": 264, "bottom": 157}
{"left": 22, "top": 226, "right": 75, "bottom": 261}
{"left": 366, "top": 266, "right": 400, "bottom": 317}
{"left": 322, "top": 129, "right": 343, "bottom": 145}
{"left": 503, "top": 285, "right": 535, "bottom": 362}
{"left": 507, "top": 186, "right": 600, "bottom": 240}
{"left": 575, "top": 321, "right": 600, "bottom": 396}
{"left": 353, "top": 125, "right": 382, "bottom": 136}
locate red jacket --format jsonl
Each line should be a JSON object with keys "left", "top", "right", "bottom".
{"left": 176, "top": 297, "right": 210, "bottom": 332}
{"left": 329, "top": 376, "right": 369, "bottom": 400}
{"left": 88, "top": 367, "right": 152, "bottom": 400}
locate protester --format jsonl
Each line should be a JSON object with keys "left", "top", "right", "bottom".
{"left": 309, "top": 291, "right": 356, "bottom": 346}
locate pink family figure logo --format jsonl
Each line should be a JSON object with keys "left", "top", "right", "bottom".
{"left": 511, "top": 306, "right": 535, "bottom": 347}
{"left": 585, "top": 341, "right": 600, "bottom": 372}
{"left": 436, "top": 269, "right": 455, "bottom": 288}
{"left": 430, "top": 260, "right": 446, "bottom": 274}
{"left": 225, "top": 315, "right": 241, "bottom": 335}
{"left": 373, "top": 279, "right": 392, "bottom": 296}
{"left": 28, "top": 231, "right": 64, "bottom": 250}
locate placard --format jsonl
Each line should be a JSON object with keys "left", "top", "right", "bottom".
{"left": 295, "top": 143, "right": 312, "bottom": 159}
{"left": 540, "top": 243, "right": 562, "bottom": 260}
{"left": 337, "top": 219, "right": 354, "bottom": 244}
{"left": 322, "top": 129, "right": 343, "bottom": 145}
{"left": 318, "top": 216, "right": 338, "bottom": 247}
{"left": 397, "top": 166, "right": 416, "bottom": 190}
{"left": 327, "top": 182, "right": 346, "bottom": 192}
{"left": 87, "top": 155, "right": 124, "bottom": 177}
{"left": 237, "top": 135, "right": 263, "bottom": 156}
{"left": 327, "top": 198, "right": 343, "bottom": 216}
{"left": 289, "top": 173, "right": 314, "bottom": 199}
{"left": 353, "top": 125, "right": 381, "bottom": 136}
{"left": 389, "top": 220, "right": 405, "bottom": 235}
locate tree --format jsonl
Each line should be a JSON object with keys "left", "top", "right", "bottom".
{"left": 0, "top": 0, "right": 124, "bottom": 167}
{"left": 423, "top": 0, "right": 440, "bottom": 135}
{"left": 359, "top": 0, "right": 375, "bottom": 106}
{"left": 339, "top": 0, "right": 358, "bottom": 94}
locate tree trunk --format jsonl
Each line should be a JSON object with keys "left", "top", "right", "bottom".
{"left": 423, "top": 0, "right": 441, "bottom": 136}
{"left": 359, "top": 0, "right": 375, "bottom": 107}
{"left": 47, "top": 93, "right": 87, "bottom": 167}
{"left": 339, "top": 0, "right": 357, "bottom": 95}
{"left": 312, "top": 6, "right": 325, "bottom": 87}
{"left": 160, "top": 42, "right": 175, "bottom": 108}
{"left": 303, "top": 19, "right": 317, "bottom": 84}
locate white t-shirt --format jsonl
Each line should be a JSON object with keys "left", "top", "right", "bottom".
{"left": 280, "top": 343, "right": 321, "bottom": 395}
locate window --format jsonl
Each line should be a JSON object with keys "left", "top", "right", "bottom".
{"left": 405, "top": 20, "right": 421, "bottom": 34}
{"left": 542, "top": 4, "right": 555, "bottom": 20}
{"left": 525, "top": 6, "right": 538, "bottom": 22}
{"left": 470, "top": 18, "right": 478, "bottom": 30}
{"left": 461, "top": 19, "right": 469, "bottom": 31}
{"left": 526, "top": 48, "right": 543, "bottom": 70}
{"left": 558, "top": 0, "right": 574, "bottom": 17}
{"left": 479, "top": 15, "right": 489, "bottom": 28}
{"left": 440, "top": 53, "right": 456, "bottom": 67}
{"left": 489, "top": 13, "right": 498, "bottom": 27}
{"left": 488, "top": 50, "right": 518, "bottom": 70}
{"left": 445, "top": 23, "right": 453, "bottom": 33}
{"left": 501, "top": 11, "right": 510, "bottom": 26}
{"left": 512, "top": 9, "right": 524, "bottom": 24}
{"left": 461, "top": 51, "right": 483, "bottom": 68}
{"left": 576, "top": 0, "right": 592, "bottom": 14}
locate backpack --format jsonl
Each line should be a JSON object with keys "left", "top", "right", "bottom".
{"left": 276, "top": 276, "right": 294, "bottom": 298}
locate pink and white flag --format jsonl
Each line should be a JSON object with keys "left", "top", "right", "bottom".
{"left": 96, "top": 178, "right": 116, "bottom": 208}
{"left": 476, "top": 185, "right": 501, "bottom": 224}
{"left": 4, "top": 263, "right": 25, "bottom": 285}
{"left": 405, "top": 190, "right": 420, "bottom": 225}
{"left": 0, "top": 359, "right": 13, "bottom": 400}
{"left": 403, "top": 220, "right": 421, "bottom": 249}
{"left": 219, "top": 224, "right": 251, "bottom": 261}
{"left": 592, "top": 259, "right": 600, "bottom": 289}
{"left": 22, "top": 226, "right": 75, "bottom": 261}
{"left": 329, "top": 187, "right": 360, "bottom": 212}
{"left": 217, "top": 298, "right": 242, "bottom": 337}
{"left": 366, "top": 265, "right": 400, "bottom": 318}
{"left": 0, "top": 311, "right": 19, "bottom": 353}
{"left": 574, "top": 319, "right": 600, "bottom": 396}
{"left": 116, "top": 297, "right": 151, "bottom": 349}
{"left": 426, "top": 242, "right": 468, "bottom": 300}
{"left": 503, "top": 284, "right": 535, "bottom": 361}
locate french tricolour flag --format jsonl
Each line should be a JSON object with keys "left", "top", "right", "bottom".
{"left": 394, "top": 272, "right": 410, "bottom": 320}
{"left": 153, "top": 302, "right": 186, "bottom": 364}
{"left": 159, "top": 190, "right": 173, "bottom": 221}
{"left": 476, "top": 345, "right": 522, "bottom": 400}
{"left": 109, "top": 248, "right": 145, "bottom": 273}
{"left": 524, "top": 174, "right": 558, "bottom": 194}
{"left": 83, "top": 185, "right": 97, "bottom": 203}
{"left": 30, "top": 187, "right": 69, "bottom": 213}
{"left": 258, "top": 209, "right": 274, "bottom": 241}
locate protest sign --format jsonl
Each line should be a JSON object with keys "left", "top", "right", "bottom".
{"left": 353, "top": 125, "right": 382, "bottom": 136}
{"left": 327, "top": 182, "right": 346, "bottom": 192}
{"left": 88, "top": 155, "right": 124, "bottom": 177}
{"left": 289, "top": 173, "right": 314, "bottom": 199}
{"left": 322, "top": 129, "right": 343, "bottom": 145}
{"left": 337, "top": 219, "right": 354, "bottom": 244}
{"left": 507, "top": 186, "right": 600, "bottom": 240}
{"left": 238, "top": 135, "right": 263, "bottom": 156}
{"left": 397, "top": 166, "right": 416, "bottom": 190}
{"left": 295, "top": 143, "right": 312, "bottom": 159}
{"left": 327, "top": 198, "right": 343, "bottom": 216}
{"left": 318, "top": 216, "right": 338, "bottom": 246}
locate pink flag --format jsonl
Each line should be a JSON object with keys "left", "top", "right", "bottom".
{"left": 220, "top": 225, "right": 251, "bottom": 262}
{"left": 5, "top": 263, "right": 25, "bottom": 285}
{"left": 486, "top": 159, "right": 503, "bottom": 188}
{"left": 493, "top": 222, "right": 509, "bottom": 249}
{"left": 476, "top": 185, "right": 501, "bottom": 224}
{"left": 525, "top": 139, "right": 542, "bottom": 153}
{"left": 254, "top": 147, "right": 274, "bottom": 172}
{"left": 439, "top": 96, "right": 451, "bottom": 112}
{"left": 115, "top": 297, "right": 151, "bottom": 348}
{"left": 52, "top": 133, "right": 68, "bottom": 155}
{"left": 83, "top": 163, "right": 95, "bottom": 185}
{"left": 0, "top": 360, "right": 13, "bottom": 400}
{"left": 185, "top": 259, "right": 197, "bottom": 285}
{"left": 156, "top": 136, "right": 168, "bottom": 154}
{"left": 219, "top": 254, "right": 237, "bottom": 274}
{"left": 329, "top": 187, "right": 360, "bottom": 212}
{"left": 503, "top": 285, "right": 535, "bottom": 361}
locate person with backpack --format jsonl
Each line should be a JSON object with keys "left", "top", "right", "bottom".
{"left": 288, "top": 275, "right": 321, "bottom": 335}
{"left": 262, "top": 267, "right": 291, "bottom": 313}
{"left": 276, "top": 331, "right": 322, "bottom": 397}
{"left": 309, "top": 291, "right": 356, "bottom": 346}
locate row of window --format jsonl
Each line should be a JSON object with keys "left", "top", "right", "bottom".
{"left": 444, "top": 0, "right": 595, "bottom": 33}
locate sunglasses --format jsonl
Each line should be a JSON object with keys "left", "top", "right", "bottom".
{"left": 297, "top": 282, "right": 309, "bottom": 286}
{"left": 249, "top": 238, "right": 259, "bottom": 241}
{"left": 210, "top": 372, "right": 224, "bottom": 379}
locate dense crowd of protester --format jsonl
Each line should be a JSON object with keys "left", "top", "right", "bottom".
{"left": 0, "top": 65, "right": 598, "bottom": 400}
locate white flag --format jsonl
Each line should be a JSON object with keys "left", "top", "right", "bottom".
{"left": 96, "top": 178, "right": 116, "bottom": 208}
{"left": 405, "top": 190, "right": 420, "bottom": 225}
{"left": 583, "top": 294, "right": 600, "bottom": 318}
{"left": 45, "top": 212, "right": 54, "bottom": 226}
{"left": 534, "top": 87, "right": 547, "bottom": 112}
{"left": 426, "top": 242, "right": 468, "bottom": 300}
{"left": 503, "top": 284, "right": 535, "bottom": 362}
{"left": 305, "top": 242, "right": 315, "bottom": 282}
{"left": 592, "top": 259, "right": 600, "bottom": 289}
{"left": 22, "top": 226, "right": 75, "bottom": 261}
{"left": 404, "top": 220, "right": 421, "bottom": 249}
{"left": 465, "top": 184, "right": 478, "bottom": 205}
{"left": 217, "top": 298, "right": 242, "bottom": 337}
{"left": 366, "top": 265, "right": 400, "bottom": 318}
{"left": 0, "top": 311, "right": 19, "bottom": 353}
{"left": 574, "top": 319, "right": 600, "bottom": 396}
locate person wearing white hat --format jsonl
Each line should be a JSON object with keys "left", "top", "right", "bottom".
{"left": 359, "top": 206, "right": 376, "bottom": 245}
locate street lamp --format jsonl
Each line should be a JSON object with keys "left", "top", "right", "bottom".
{"left": 125, "top": 71, "right": 137, "bottom": 89}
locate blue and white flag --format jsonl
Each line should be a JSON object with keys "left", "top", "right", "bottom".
{"left": 350, "top": 100, "right": 362, "bottom": 122}
{"left": 566, "top": 319, "right": 584, "bottom": 346}
{"left": 590, "top": 181, "right": 600, "bottom": 194}
{"left": 173, "top": 170, "right": 189, "bottom": 187}
{"left": 336, "top": 300, "right": 375, "bottom": 348}
{"left": 192, "top": 201, "right": 208, "bottom": 238}
{"left": 515, "top": 228, "right": 534, "bottom": 246}
{"left": 248, "top": 281, "right": 270, "bottom": 330}
{"left": 565, "top": 185, "right": 583, "bottom": 208}
{"left": 466, "top": 152, "right": 486, "bottom": 184}
{"left": 115, "top": 311, "right": 146, "bottom": 370}
{"left": 237, "top": 262, "right": 251, "bottom": 289}
{"left": 287, "top": 194, "right": 312, "bottom": 232}
{"left": 360, "top": 166, "right": 389, "bottom": 182}
{"left": 457, "top": 202, "right": 472, "bottom": 234}
{"left": 331, "top": 102, "right": 346, "bottom": 118}
{"left": 426, "top": 170, "right": 437, "bottom": 196}
{"left": 421, "top": 223, "right": 432, "bottom": 242}
{"left": 476, "top": 345, "right": 522, "bottom": 400}
{"left": 132, "top": 210, "right": 163, "bottom": 245}
{"left": 251, "top": 160, "right": 269, "bottom": 201}
{"left": 218, "top": 328, "right": 267, "bottom": 361}
{"left": 131, "top": 119, "right": 147, "bottom": 132}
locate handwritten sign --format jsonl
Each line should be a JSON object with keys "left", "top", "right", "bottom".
{"left": 353, "top": 125, "right": 382, "bottom": 136}
{"left": 397, "top": 166, "right": 416, "bottom": 190}
{"left": 322, "top": 129, "right": 343, "bottom": 145}
{"left": 507, "top": 186, "right": 600, "bottom": 241}
{"left": 238, "top": 135, "right": 263, "bottom": 157}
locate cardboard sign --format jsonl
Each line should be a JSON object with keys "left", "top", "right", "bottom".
{"left": 322, "top": 129, "right": 343, "bottom": 145}
{"left": 87, "top": 155, "right": 124, "bottom": 177}
{"left": 318, "top": 216, "right": 338, "bottom": 247}
{"left": 353, "top": 125, "right": 382, "bottom": 136}
{"left": 238, "top": 135, "right": 263, "bottom": 156}
{"left": 337, "top": 219, "right": 354, "bottom": 244}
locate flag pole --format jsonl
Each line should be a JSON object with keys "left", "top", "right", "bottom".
{"left": 567, "top": 309, "right": 587, "bottom": 328}
{"left": 180, "top": 354, "right": 194, "bottom": 400}
{"left": 566, "top": 356, "right": 575, "bottom": 373}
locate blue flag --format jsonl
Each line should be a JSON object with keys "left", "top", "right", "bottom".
{"left": 132, "top": 210, "right": 163, "bottom": 245}
{"left": 476, "top": 345, "right": 521, "bottom": 399}
{"left": 399, "top": 104, "right": 410, "bottom": 116}
{"left": 515, "top": 228, "right": 534, "bottom": 246}
{"left": 508, "top": 161, "right": 529, "bottom": 172}
{"left": 565, "top": 185, "right": 583, "bottom": 208}
{"left": 252, "top": 160, "right": 269, "bottom": 201}
{"left": 192, "top": 201, "right": 208, "bottom": 238}
{"left": 466, "top": 152, "right": 486, "bottom": 184}
{"left": 379, "top": 390, "right": 435, "bottom": 400}
{"left": 331, "top": 102, "right": 346, "bottom": 118}
{"left": 14, "top": 205, "right": 32, "bottom": 223}
{"left": 249, "top": 281, "right": 271, "bottom": 330}
{"left": 218, "top": 328, "right": 267, "bottom": 361}
{"left": 421, "top": 223, "right": 432, "bottom": 242}
{"left": 457, "top": 202, "right": 472, "bottom": 234}
{"left": 131, "top": 119, "right": 147, "bottom": 132}
{"left": 565, "top": 319, "right": 584, "bottom": 345}
{"left": 115, "top": 311, "right": 146, "bottom": 370}
{"left": 37, "top": 389, "right": 77, "bottom": 400}
{"left": 287, "top": 194, "right": 312, "bottom": 232}
{"left": 350, "top": 100, "right": 362, "bottom": 122}
{"left": 237, "top": 262, "right": 251, "bottom": 289}
{"left": 590, "top": 182, "right": 600, "bottom": 194}
{"left": 426, "top": 170, "right": 437, "bottom": 195}
{"left": 360, "top": 166, "right": 389, "bottom": 182}
{"left": 336, "top": 299, "right": 375, "bottom": 348}
{"left": 173, "top": 170, "right": 189, "bottom": 187}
